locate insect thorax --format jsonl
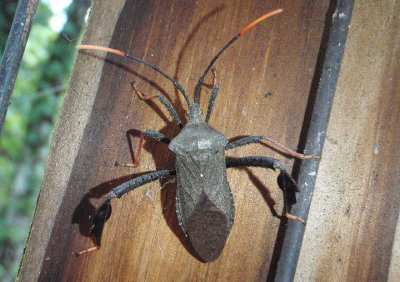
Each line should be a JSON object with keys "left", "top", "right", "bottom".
{"left": 169, "top": 120, "right": 228, "bottom": 154}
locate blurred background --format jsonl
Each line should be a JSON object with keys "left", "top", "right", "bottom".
{"left": 0, "top": 0, "right": 90, "bottom": 280}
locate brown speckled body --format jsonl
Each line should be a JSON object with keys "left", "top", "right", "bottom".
{"left": 169, "top": 120, "right": 234, "bottom": 262}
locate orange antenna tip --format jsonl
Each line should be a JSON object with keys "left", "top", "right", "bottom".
{"left": 77, "top": 45, "right": 126, "bottom": 57}
{"left": 239, "top": 8, "right": 283, "bottom": 36}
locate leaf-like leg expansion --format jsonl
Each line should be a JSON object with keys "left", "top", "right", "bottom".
{"left": 225, "top": 136, "right": 319, "bottom": 160}
{"left": 226, "top": 156, "right": 304, "bottom": 224}
{"left": 91, "top": 169, "right": 176, "bottom": 244}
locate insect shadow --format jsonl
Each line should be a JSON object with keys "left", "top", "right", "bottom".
{"left": 173, "top": 5, "right": 224, "bottom": 108}
{"left": 72, "top": 7, "right": 308, "bottom": 264}
{"left": 72, "top": 129, "right": 285, "bottom": 262}
{"left": 73, "top": 6, "right": 228, "bottom": 259}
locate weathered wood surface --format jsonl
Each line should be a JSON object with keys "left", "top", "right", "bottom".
{"left": 296, "top": 1, "right": 400, "bottom": 281}
{"left": 16, "top": 0, "right": 375, "bottom": 280}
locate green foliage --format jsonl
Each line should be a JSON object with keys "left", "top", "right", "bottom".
{"left": 0, "top": 1, "right": 17, "bottom": 56}
{"left": 0, "top": 0, "right": 90, "bottom": 280}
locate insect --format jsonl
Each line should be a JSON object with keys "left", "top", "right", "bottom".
{"left": 77, "top": 9, "right": 318, "bottom": 262}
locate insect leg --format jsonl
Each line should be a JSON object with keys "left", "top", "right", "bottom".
{"left": 132, "top": 83, "right": 182, "bottom": 128}
{"left": 202, "top": 68, "right": 219, "bottom": 123}
{"left": 116, "top": 129, "right": 170, "bottom": 168}
{"left": 225, "top": 136, "right": 319, "bottom": 159}
{"left": 90, "top": 169, "right": 176, "bottom": 245}
{"left": 226, "top": 156, "right": 304, "bottom": 224}
{"left": 205, "top": 83, "right": 219, "bottom": 123}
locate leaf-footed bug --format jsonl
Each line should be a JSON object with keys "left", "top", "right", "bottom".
{"left": 77, "top": 9, "right": 319, "bottom": 262}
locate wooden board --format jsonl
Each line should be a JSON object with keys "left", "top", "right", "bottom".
{"left": 18, "top": 0, "right": 330, "bottom": 281}
{"left": 296, "top": 0, "right": 400, "bottom": 281}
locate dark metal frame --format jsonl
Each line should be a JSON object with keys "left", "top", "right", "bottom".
{"left": 0, "top": 0, "right": 39, "bottom": 133}
{"left": 274, "top": 0, "right": 355, "bottom": 280}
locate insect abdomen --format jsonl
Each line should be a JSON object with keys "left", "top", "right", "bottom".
{"left": 174, "top": 150, "right": 234, "bottom": 261}
{"left": 186, "top": 191, "right": 229, "bottom": 262}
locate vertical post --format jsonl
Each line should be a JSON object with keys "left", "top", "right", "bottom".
{"left": 275, "top": 0, "right": 355, "bottom": 281}
{"left": 0, "top": 0, "right": 39, "bottom": 133}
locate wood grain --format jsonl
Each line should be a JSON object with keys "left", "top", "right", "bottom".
{"left": 17, "top": 0, "right": 127, "bottom": 280}
{"left": 19, "top": 0, "right": 329, "bottom": 281}
{"left": 296, "top": 1, "right": 400, "bottom": 281}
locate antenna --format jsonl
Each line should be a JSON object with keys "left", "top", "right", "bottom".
{"left": 193, "top": 9, "right": 283, "bottom": 104}
{"left": 77, "top": 45, "right": 191, "bottom": 105}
